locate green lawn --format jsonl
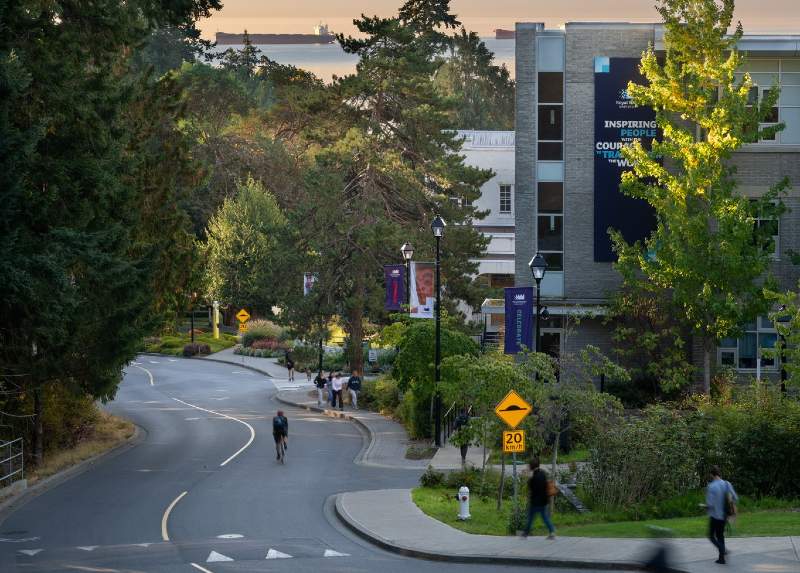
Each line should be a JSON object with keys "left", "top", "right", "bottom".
{"left": 412, "top": 486, "right": 800, "bottom": 538}
{"left": 143, "top": 332, "right": 238, "bottom": 356}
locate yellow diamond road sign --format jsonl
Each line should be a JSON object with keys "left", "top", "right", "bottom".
{"left": 494, "top": 390, "right": 532, "bottom": 429}
{"left": 236, "top": 309, "right": 250, "bottom": 323}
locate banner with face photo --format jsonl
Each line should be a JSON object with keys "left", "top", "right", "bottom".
{"left": 384, "top": 264, "right": 405, "bottom": 311}
{"left": 409, "top": 262, "right": 435, "bottom": 319}
{"left": 303, "top": 272, "right": 317, "bottom": 296}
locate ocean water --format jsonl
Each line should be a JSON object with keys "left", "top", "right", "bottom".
{"left": 210, "top": 38, "right": 515, "bottom": 83}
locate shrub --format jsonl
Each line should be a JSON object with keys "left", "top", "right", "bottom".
{"left": 183, "top": 343, "right": 200, "bottom": 357}
{"left": 197, "top": 343, "right": 211, "bottom": 355}
{"left": 241, "top": 319, "right": 284, "bottom": 347}
{"left": 359, "top": 377, "right": 401, "bottom": 414}
{"left": 419, "top": 465, "right": 445, "bottom": 487}
{"left": 251, "top": 339, "right": 283, "bottom": 351}
{"left": 41, "top": 385, "right": 100, "bottom": 451}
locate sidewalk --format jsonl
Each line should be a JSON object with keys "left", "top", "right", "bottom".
{"left": 202, "top": 347, "right": 291, "bottom": 379}
{"left": 335, "top": 489, "right": 800, "bottom": 573}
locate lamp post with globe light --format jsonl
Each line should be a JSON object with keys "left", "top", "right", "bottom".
{"left": 431, "top": 215, "right": 446, "bottom": 447}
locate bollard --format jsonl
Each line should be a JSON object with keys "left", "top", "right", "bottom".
{"left": 456, "top": 486, "right": 470, "bottom": 520}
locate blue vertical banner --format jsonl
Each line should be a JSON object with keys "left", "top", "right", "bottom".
{"left": 504, "top": 287, "right": 534, "bottom": 354}
{"left": 384, "top": 264, "right": 405, "bottom": 311}
{"left": 593, "top": 57, "right": 659, "bottom": 262}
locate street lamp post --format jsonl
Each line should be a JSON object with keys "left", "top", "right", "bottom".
{"left": 431, "top": 215, "right": 446, "bottom": 447}
{"left": 529, "top": 254, "right": 548, "bottom": 353}
{"left": 190, "top": 292, "right": 198, "bottom": 344}
{"left": 401, "top": 242, "right": 414, "bottom": 309}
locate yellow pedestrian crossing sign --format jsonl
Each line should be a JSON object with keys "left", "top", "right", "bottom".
{"left": 236, "top": 309, "right": 250, "bottom": 323}
{"left": 494, "top": 390, "right": 532, "bottom": 429}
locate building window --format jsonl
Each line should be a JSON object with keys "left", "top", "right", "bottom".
{"left": 499, "top": 185, "right": 512, "bottom": 213}
{"left": 718, "top": 316, "right": 778, "bottom": 370}
{"left": 537, "top": 71, "right": 563, "bottom": 159}
{"left": 537, "top": 182, "right": 563, "bottom": 271}
{"left": 750, "top": 199, "right": 780, "bottom": 258}
{"left": 737, "top": 59, "right": 800, "bottom": 144}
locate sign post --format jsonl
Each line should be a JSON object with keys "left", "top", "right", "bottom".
{"left": 494, "top": 390, "right": 533, "bottom": 513}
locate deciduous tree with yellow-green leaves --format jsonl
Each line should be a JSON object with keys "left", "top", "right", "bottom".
{"left": 614, "top": 0, "right": 789, "bottom": 393}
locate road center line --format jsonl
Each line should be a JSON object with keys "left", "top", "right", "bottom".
{"left": 161, "top": 490, "right": 188, "bottom": 541}
{"left": 171, "top": 398, "right": 256, "bottom": 467}
{"left": 132, "top": 364, "right": 154, "bottom": 386}
{"left": 191, "top": 563, "right": 215, "bottom": 573}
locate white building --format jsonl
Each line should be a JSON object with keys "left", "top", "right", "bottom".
{"left": 456, "top": 130, "right": 516, "bottom": 288}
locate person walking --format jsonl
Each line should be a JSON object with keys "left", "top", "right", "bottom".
{"left": 314, "top": 372, "right": 327, "bottom": 406}
{"left": 284, "top": 350, "right": 295, "bottom": 382}
{"left": 347, "top": 370, "right": 362, "bottom": 410}
{"left": 522, "top": 458, "right": 556, "bottom": 539}
{"left": 705, "top": 466, "right": 738, "bottom": 565}
{"left": 331, "top": 373, "right": 344, "bottom": 410}
{"left": 453, "top": 408, "right": 470, "bottom": 466}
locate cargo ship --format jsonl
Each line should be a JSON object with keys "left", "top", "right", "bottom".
{"left": 494, "top": 29, "right": 515, "bottom": 40}
{"left": 216, "top": 24, "right": 335, "bottom": 45}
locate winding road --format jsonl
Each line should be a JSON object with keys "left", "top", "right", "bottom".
{"left": 0, "top": 358, "right": 613, "bottom": 572}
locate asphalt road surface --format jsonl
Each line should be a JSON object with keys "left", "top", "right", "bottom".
{"left": 0, "top": 357, "right": 618, "bottom": 573}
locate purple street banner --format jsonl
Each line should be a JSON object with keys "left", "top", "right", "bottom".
{"left": 409, "top": 261, "right": 435, "bottom": 319}
{"left": 384, "top": 264, "right": 406, "bottom": 311}
{"left": 504, "top": 287, "right": 534, "bottom": 354}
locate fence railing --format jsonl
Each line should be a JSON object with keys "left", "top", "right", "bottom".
{"left": 0, "top": 438, "right": 24, "bottom": 489}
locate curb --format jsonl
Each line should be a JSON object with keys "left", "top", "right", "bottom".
{"left": 199, "top": 356, "right": 275, "bottom": 378}
{"left": 333, "top": 494, "right": 688, "bottom": 573}
{"left": 0, "top": 422, "right": 146, "bottom": 527}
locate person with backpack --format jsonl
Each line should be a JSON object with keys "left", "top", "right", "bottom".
{"left": 453, "top": 408, "right": 471, "bottom": 466}
{"left": 272, "top": 410, "right": 288, "bottom": 460}
{"left": 704, "top": 466, "right": 738, "bottom": 564}
{"left": 314, "top": 372, "right": 327, "bottom": 406}
{"left": 347, "top": 370, "right": 362, "bottom": 409}
{"left": 284, "top": 350, "right": 295, "bottom": 382}
{"left": 522, "top": 457, "right": 556, "bottom": 539}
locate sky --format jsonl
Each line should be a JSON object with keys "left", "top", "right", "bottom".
{"left": 198, "top": 0, "right": 800, "bottom": 39}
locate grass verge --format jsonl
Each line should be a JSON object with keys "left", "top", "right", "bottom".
{"left": 24, "top": 411, "right": 134, "bottom": 486}
{"left": 142, "top": 332, "right": 237, "bottom": 356}
{"left": 412, "top": 486, "right": 800, "bottom": 538}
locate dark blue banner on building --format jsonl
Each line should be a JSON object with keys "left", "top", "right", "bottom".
{"left": 593, "top": 57, "right": 658, "bottom": 262}
{"left": 504, "top": 287, "right": 534, "bottom": 355}
{"left": 384, "top": 264, "right": 405, "bottom": 311}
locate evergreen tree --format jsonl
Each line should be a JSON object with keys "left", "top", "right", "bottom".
{"left": 614, "top": 0, "right": 788, "bottom": 392}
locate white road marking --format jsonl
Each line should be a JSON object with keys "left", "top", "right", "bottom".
{"left": 135, "top": 543, "right": 152, "bottom": 548}
{"left": 191, "top": 563, "right": 215, "bottom": 573}
{"left": 266, "top": 548, "right": 292, "bottom": 559}
{"left": 216, "top": 534, "right": 244, "bottom": 539}
{"left": 324, "top": 549, "right": 349, "bottom": 557}
{"left": 206, "top": 550, "right": 234, "bottom": 562}
{"left": 18, "top": 549, "right": 43, "bottom": 556}
{"left": 185, "top": 417, "right": 201, "bottom": 421}
{"left": 0, "top": 537, "right": 40, "bottom": 543}
{"left": 132, "top": 364, "right": 154, "bottom": 386}
{"left": 149, "top": 360, "right": 160, "bottom": 364}
{"left": 161, "top": 490, "right": 188, "bottom": 541}
{"left": 168, "top": 359, "right": 178, "bottom": 362}
{"left": 172, "top": 398, "right": 255, "bottom": 467}
{"left": 77, "top": 546, "right": 98, "bottom": 551}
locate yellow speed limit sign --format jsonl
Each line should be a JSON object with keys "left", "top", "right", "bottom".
{"left": 503, "top": 430, "right": 525, "bottom": 454}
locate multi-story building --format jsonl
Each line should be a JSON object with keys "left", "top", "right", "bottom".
{"left": 507, "top": 22, "right": 800, "bottom": 381}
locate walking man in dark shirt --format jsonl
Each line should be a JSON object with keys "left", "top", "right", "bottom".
{"left": 522, "top": 457, "right": 556, "bottom": 539}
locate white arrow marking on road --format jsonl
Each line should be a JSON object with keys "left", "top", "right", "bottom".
{"left": 266, "top": 548, "right": 292, "bottom": 559}
{"left": 207, "top": 550, "right": 234, "bottom": 562}
{"left": 18, "top": 549, "right": 43, "bottom": 556}
{"left": 323, "top": 549, "right": 349, "bottom": 557}
{"left": 216, "top": 534, "right": 244, "bottom": 539}
{"left": 77, "top": 546, "right": 99, "bottom": 551}
{"left": 172, "top": 398, "right": 255, "bottom": 467}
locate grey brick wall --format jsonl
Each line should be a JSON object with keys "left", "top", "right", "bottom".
{"left": 514, "top": 23, "right": 541, "bottom": 287}
{"left": 563, "top": 25, "right": 655, "bottom": 301}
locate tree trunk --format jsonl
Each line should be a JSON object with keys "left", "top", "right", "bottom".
{"left": 703, "top": 342, "right": 711, "bottom": 395}
{"left": 551, "top": 432, "right": 560, "bottom": 479}
{"left": 33, "top": 386, "right": 44, "bottom": 467}
{"left": 347, "top": 273, "right": 365, "bottom": 375}
{"left": 497, "top": 451, "right": 506, "bottom": 511}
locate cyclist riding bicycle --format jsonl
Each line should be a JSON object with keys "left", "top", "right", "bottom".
{"left": 272, "top": 410, "right": 288, "bottom": 460}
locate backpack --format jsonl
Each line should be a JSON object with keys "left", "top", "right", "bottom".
{"left": 273, "top": 416, "right": 286, "bottom": 433}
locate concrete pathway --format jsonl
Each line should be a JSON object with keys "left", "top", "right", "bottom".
{"left": 335, "top": 489, "right": 800, "bottom": 573}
